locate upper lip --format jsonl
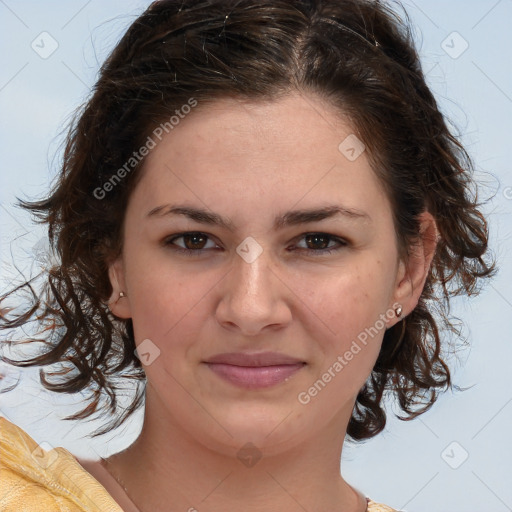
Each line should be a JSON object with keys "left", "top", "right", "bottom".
{"left": 204, "top": 351, "right": 305, "bottom": 367}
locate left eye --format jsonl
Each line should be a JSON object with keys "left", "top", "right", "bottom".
{"left": 292, "top": 233, "right": 347, "bottom": 254}
{"left": 163, "top": 232, "right": 347, "bottom": 256}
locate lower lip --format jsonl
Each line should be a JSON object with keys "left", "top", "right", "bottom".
{"left": 205, "top": 363, "right": 305, "bottom": 389}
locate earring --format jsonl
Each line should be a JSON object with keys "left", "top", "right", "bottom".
{"left": 394, "top": 305, "right": 402, "bottom": 318}
{"left": 107, "top": 291, "right": 127, "bottom": 311}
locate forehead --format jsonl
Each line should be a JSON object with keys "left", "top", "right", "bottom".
{"left": 150, "top": 93, "right": 352, "bottom": 160}
{"left": 128, "top": 92, "right": 391, "bottom": 228}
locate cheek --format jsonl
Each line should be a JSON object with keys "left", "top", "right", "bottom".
{"left": 294, "top": 261, "right": 394, "bottom": 387}
{"left": 297, "top": 261, "right": 393, "bottom": 338}
{"left": 122, "top": 244, "right": 212, "bottom": 343}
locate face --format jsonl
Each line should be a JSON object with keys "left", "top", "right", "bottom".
{"left": 109, "top": 91, "right": 435, "bottom": 455}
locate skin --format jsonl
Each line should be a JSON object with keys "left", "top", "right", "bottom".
{"left": 79, "top": 91, "right": 437, "bottom": 512}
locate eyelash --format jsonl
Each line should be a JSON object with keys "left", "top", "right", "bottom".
{"left": 163, "top": 232, "right": 348, "bottom": 257}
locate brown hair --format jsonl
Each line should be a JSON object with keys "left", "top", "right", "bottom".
{"left": 0, "top": 0, "right": 495, "bottom": 440}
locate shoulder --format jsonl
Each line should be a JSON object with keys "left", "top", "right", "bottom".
{"left": 0, "top": 415, "right": 122, "bottom": 512}
{"left": 367, "top": 498, "right": 400, "bottom": 511}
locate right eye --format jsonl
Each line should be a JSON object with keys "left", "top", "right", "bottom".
{"left": 163, "top": 232, "right": 221, "bottom": 256}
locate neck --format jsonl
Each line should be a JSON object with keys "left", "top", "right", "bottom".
{"left": 103, "top": 386, "right": 366, "bottom": 512}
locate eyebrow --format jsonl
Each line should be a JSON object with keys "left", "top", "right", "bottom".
{"left": 146, "top": 204, "right": 371, "bottom": 230}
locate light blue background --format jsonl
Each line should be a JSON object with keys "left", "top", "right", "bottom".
{"left": 0, "top": 1, "right": 511, "bottom": 511}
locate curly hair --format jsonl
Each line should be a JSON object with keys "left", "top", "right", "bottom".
{"left": 0, "top": 0, "right": 495, "bottom": 440}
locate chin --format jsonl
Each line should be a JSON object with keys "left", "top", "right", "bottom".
{"left": 199, "top": 405, "right": 310, "bottom": 456}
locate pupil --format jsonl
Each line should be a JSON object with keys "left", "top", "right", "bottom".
{"left": 307, "top": 234, "right": 328, "bottom": 249}
{"left": 185, "top": 233, "right": 205, "bottom": 249}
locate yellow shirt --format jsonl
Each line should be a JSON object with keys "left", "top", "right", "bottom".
{"left": 0, "top": 416, "right": 397, "bottom": 511}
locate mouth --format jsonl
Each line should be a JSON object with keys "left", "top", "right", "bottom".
{"left": 203, "top": 352, "right": 306, "bottom": 390}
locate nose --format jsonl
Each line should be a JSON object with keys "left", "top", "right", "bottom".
{"left": 215, "top": 243, "right": 292, "bottom": 336}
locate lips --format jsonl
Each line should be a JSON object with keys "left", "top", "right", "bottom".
{"left": 203, "top": 352, "right": 306, "bottom": 389}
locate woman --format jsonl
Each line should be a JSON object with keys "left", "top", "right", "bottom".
{"left": 0, "top": 0, "right": 494, "bottom": 511}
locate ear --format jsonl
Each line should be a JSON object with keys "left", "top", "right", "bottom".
{"left": 391, "top": 211, "right": 438, "bottom": 323}
{"left": 107, "top": 257, "right": 132, "bottom": 319}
